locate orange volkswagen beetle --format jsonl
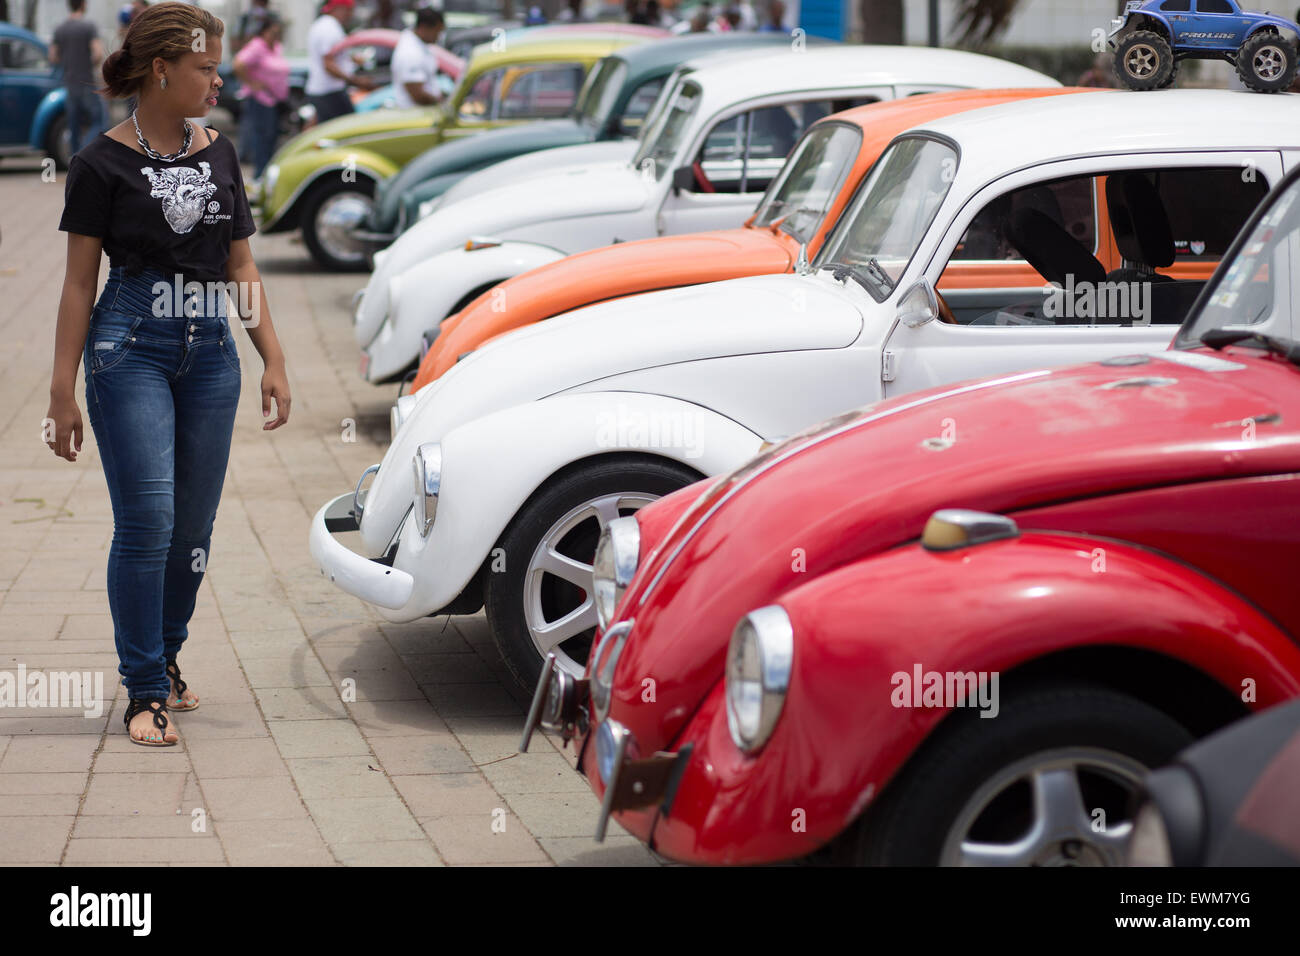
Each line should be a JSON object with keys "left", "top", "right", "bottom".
{"left": 406, "top": 84, "right": 1212, "bottom": 396}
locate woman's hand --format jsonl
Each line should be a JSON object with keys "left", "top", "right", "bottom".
{"left": 45, "top": 391, "right": 84, "bottom": 462}
{"left": 261, "top": 361, "right": 290, "bottom": 430}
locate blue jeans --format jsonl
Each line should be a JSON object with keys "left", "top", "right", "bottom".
{"left": 84, "top": 268, "right": 242, "bottom": 701}
{"left": 243, "top": 98, "right": 280, "bottom": 179}
{"left": 64, "top": 85, "right": 104, "bottom": 155}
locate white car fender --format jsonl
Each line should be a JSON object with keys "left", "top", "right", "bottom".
{"left": 363, "top": 241, "right": 567, "bottom": 383}
{"left": 378, "top": 391, "right": 764, "bottom": 621}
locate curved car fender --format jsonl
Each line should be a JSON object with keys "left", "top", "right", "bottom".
{"left": 28, "top": 87, "right": 65, "bottom": 150}
{"left": 359, "top": 241, "right": 566, "bottom": 366}
{"left": 380, "top": 391, "right": 763, "bottom": 621}
{"left": 648, "top": 532, "right": 1300, "bottom": 865}
{"left": 263, "top": 148, "right": 398, "bottom": 231}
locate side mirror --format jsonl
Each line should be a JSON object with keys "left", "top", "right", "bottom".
{"left": 671, "top": 165, "right": 695, "bottom": 196}
{"left": 896, "top": 280, "right": 938, "bottom": 329}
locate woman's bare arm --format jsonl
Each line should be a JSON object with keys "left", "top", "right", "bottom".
{"left": 226, "top": 238, "right": 291, "bottom": 429}
{"left": 46, "top": 234, "right": 102, "bottom": 461}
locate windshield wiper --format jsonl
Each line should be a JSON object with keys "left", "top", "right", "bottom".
{"left": 1201, "top": 329, "right": 1300, "bottom": 366}
{"left": 864, "top": 257, "right": 894, "bottom": 294}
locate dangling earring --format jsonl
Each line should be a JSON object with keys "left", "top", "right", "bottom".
{"left": 161, "top": 76, "right": 168, "bottom": 90}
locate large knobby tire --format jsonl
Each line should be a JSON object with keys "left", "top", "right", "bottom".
{"left": 1114, "top": 31, "right": 1176, "bottom": 90}
{"left": 847, "top": 681, "right": 1194, "bottom": 866}
{"left": 300, "top": 177, "right": 376, "bottom": 272}
{"left": 1237, "top": 31, "right": 1298, "bottom": 93}
{"left": 485, "top": 457, "right": 701, "bottom": 692}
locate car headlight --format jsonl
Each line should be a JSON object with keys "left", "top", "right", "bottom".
{"left": 725, "top": 606, "right": 794, "bottom": 754}
{"left": 412, "top": 442, "right": 442, "bottom": 537}
{"left": 592, "top": 517, "right": 640, "bottom": 631}
{"left": 390, "top": 394, "right": 417, "bottom": 442}
{"left": 262, "top": 163, "right": 280, "bottom": 200}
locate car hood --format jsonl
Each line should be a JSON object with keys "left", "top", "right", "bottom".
{"left": 374, "top": 118, "right": 595, "bottom": 228}
{"left": 374, "top": 162, "right": 655, "bottom": 281}
{"left": 358, "top": 272, "right": 863, "bottom": 553}
{"left": 610, "top": 349, "right": 1300, "bottom": 754}
{"left": 431, "top": 226, "right": 796, "bottom": 362}
{"left": 277, "top": 106, "right": 441, "bottom": 160}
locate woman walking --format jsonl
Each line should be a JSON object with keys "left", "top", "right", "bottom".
{"left": 233, "top": 13, "right": 289, "bottom": 179}
{"left": 46, "top": 2, "right": 291, "bottom": 746}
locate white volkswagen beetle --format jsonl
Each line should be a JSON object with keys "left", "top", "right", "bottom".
{"left": 353, "top": 44, "right": 1059, "bottom": 383}
{"left": 312, "top": 90, "right": 1300, "bottom": 689}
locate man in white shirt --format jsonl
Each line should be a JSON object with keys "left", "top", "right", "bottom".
{"left": 390, "top": 7, "right": 446, "bottom": 109}
{"left": 305, "top": 0, "right": 376, "bottom": 123}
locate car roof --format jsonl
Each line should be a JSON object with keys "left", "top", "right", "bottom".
{"left": 909, "top": 89, "right": 1300, "bottom": 183}
{"left": 606, "top": 32, "right": 818, "bottom": 75}
{"left": 825, "top": 86, "right": 1091, "bottom": 134}
{"left": 683, "top": 45, "right": 1059, "bottom": 114}
{"left": 465, "top": 32, "right": 647, "bottom": 72}
{"left": 0, "top": 22, "right": 43, "bottom": 45}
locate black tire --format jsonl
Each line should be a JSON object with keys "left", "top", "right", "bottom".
{"left": 1113, "top": 31, "right": 1176, "bottom": 90}
{"left": 485, "top": 457, "right": 701, "bottom": 691}
{"left": 848, "top": 681, "right": 1194, "bottom": 866}
{"left": 46, "top": 115, "right": 71, "bottom": 171}
{"left": 1237, "top": 31, "right": 1298, "bottom": 93}
{"left": 299, "top": 177, "right": 376, "bottom": 272}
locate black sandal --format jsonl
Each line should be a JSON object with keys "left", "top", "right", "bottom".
{"left": 165, "top": 659, "right": 199, "bottom": 712}
{"left": 124, "top": 697, "right": 176, "bottom": 747}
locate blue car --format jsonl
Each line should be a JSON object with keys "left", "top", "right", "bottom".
{"left": 1109, "top": 0, "right": 1300, "bottom": 91}
{"left": 0, "top": 23, "right": 71, "bottom": 169}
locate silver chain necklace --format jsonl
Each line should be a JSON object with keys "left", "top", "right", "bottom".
{"left": 131, "top": 111, "right": 193, "bottom": 162}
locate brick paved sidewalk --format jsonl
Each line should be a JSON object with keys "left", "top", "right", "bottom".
{"left": 0, "top": 157, "right": 659, "bottom": 866}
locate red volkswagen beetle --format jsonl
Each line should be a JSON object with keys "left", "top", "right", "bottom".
{"left": 522, "top": 164, "right": 1300, "bottom": 866}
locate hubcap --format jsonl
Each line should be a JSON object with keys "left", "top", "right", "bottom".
{"left": 1125, "top": 44, "right": 1158, "bottom": 79}
{"left": 939, "top": 747, "right": 1147, "bottom": 866}
{"left": 524, "top": 492, "right": 657, "bottom": 678}
{"left": 315, "top": 192, "right": 373, "bottom": 265}
{"left": 1254, "top": 45, "right": 1285, "bottom": 79}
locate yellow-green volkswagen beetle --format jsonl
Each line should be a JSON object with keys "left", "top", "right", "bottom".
{"left": 257, "top": 29, "right": 660, "bottom": 270}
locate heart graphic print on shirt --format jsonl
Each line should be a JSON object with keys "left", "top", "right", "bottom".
{"left": 140, "top": 162, "right": 218, "bottom": 235}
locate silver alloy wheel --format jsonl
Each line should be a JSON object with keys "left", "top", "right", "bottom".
{"left": 315, "top": 191, "right": 374, "bottom": 265}
{"left": 938, "top": 747, "right": 1146, "bottom": 866}
{"left": 1253, "top": 45, "right": 1286, "bottom": 79}
{"left": 523, "top": 492, "right": 657, "bottom": 678}
{"left": 1125, "top": 44, "right": 1158, "bottom": 78}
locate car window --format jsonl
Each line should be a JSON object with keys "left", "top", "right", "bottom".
{"left": 689, "top": 99, "right": 874, "bottom": 196}
{"left": 1161, "top": 0, "right": 1191, "bottom": 12}
{"left": 574, "top": 56, "right": 624, "bottom": 125}
{"left": 753, "top": 122, "right": 863, "bottom": 245}
{"left": 632, "top": 79, "right": 700, "bottom": 179}
{"left": 1196, "top": 0, "right": 1234, "bottom": 13}
{"left": 499, "top": 63, "right": 584, "bottom": 119}
{"left": 619, "top": 78, "right": 664, "bottom": 132}
{"left": 457, "top": 69, "right": 498, "bottom": 120}
{"left": 1, "top": 38, "right": 49, "bottom": 71}
{"left": 941, "top": 165, "right": 1268, "bottom": 328}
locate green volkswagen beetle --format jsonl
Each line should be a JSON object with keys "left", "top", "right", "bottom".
{"left": 256, "top": 30, "right": 656, "bottom": 271}
{"left": 364, "top": 32, "right": 818, "bottom": 247}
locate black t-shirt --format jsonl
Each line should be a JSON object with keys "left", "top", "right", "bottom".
{"left": 58, "top": 129, "right": 255, "bottom": 283}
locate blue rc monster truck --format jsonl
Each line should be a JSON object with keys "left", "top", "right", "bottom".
{"left": 1108, "top": 0, "right": 1300, "bottom": 92}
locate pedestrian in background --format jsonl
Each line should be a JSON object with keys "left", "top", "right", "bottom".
{"left": 48, "top": 1, "right": 291, "bottom": 748}
{"left": 305, "top": 0, "right": 376, "bottom": 124}
{"left": 233, "top": 0, "right": 273, "bottom": 54}
{"left": 51, "top": 0, "right": 106, "bottom": 156}
{"left": 390, "top": 7, "right": 445, "bottom": 108}
{"left": 759, "top": 0, "right": 789, "bottom": 33}
{"left": 370, "top": 0, "right": 407, "bottom": 30}
{"left": 234, "top": 12, "right": 289, "bottom": 177}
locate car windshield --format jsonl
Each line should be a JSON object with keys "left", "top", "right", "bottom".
{"left": 574, "top": 57, "right": 626, "bottom": 126}
{"left": 815, "top": 136, "right": 958, "bottom": 301}
{"left": 1176, "top": 173, "right": 1300, "bottom": 351}
{"left": 753, "top": 122, "right": 863, "bottom": 246}
{"left": 631, "top": 80, "right": 701, "bottom": 179}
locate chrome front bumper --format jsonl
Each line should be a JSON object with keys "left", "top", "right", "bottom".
{"left": 308, "top": 493, "right": 414, "bottom": 611}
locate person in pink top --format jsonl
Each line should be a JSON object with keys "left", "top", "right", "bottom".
{"left": 233, "top": 13, "right": 288, "bottom": 178}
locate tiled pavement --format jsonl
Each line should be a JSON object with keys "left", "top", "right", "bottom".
{"left": 0, "top": 156, "right": 659, "bottom": 866}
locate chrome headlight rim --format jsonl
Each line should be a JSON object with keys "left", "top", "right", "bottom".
{"left": 412, "top": 442, "right": 442, "bottom": 538}
{"left": 590, "top": 619, "right": 633, "bottom": 724}
{"left": 353, "top": 463, "right": 381, "bottom": 519}
{"left": 725, "top": 605, "right": 794, "bottom": 754}
{"left": 593, "top": 517, "right": 640, "bottom": 632}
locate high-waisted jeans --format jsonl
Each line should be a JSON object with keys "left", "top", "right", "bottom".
{"left": 84, "top": 267, "right": 242, "bottom": 700}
